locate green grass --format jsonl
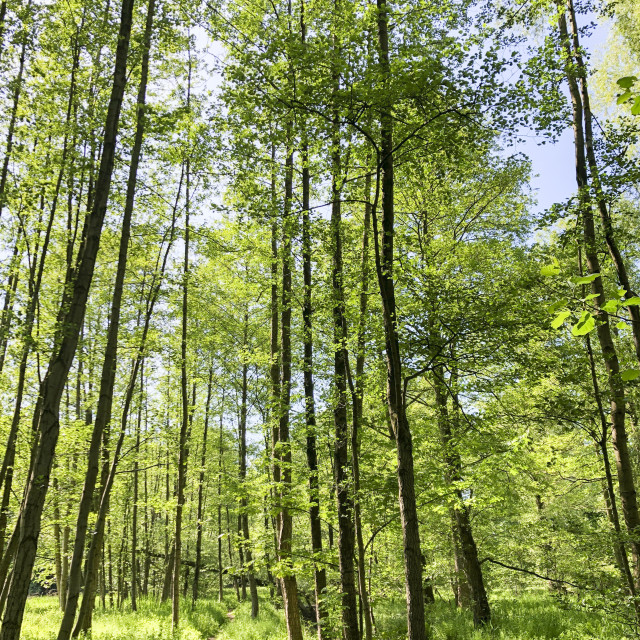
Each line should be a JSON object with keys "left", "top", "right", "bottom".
{"left": 214, "top": 598, "right": 313, "bottom": 640}
{"left": 22, "top": 594, "right": 235, "bottom": 640}
{"left": 376, "top": 591, "right": 632, "bottom": 640}
{"left": 21, "top": 589, "right": 632, "bottom": 640}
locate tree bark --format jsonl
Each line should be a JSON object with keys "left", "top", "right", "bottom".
{"left": 0, "top": 17, "right": 28, "bottom": 220}
{"left": 173, "top": 97, "right": 192, "bottom": 630}
{"left": 433, "top": 367, "right": 490, "bottom": 626}
{"left": 564, "top": 0, "right": 640, "bottom": 368}
{"left": 0, "top": 0, "right": 135, "bottom": 636}
{"left": 329, "top": 26, "right": 359, "bottom": 634}
{"left": 73, "top": 168, "right": 180, "bottom": 636}
{"left": 373, "top": 2, "right": 426, "bottom": 638}
{"left": 193, "top": 367, "right": 213, "bottom": 603}
{"left": 352, "top": 169, "right": 374, "bottom": 640}
{"left": 238, "top": 313, "right": 259, "bottom": 617}
{"left": 559, "top": 8, "right": 640, "bottom": 583}
{"left": 300, "top": 139, "right": 327, "bottom": 637}
{"left": 276, "top": 146, "right": 303, "bottom": 640}
{"left": 56, "top": 1, "right": 154, "bottom": 633}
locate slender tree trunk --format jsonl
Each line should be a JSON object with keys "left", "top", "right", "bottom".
{"left": 0, "top": 23, "right": 28, "bottom": 219}
{"left": 352, "top": 170, "right": 374, "bottom": 640}
{"left": 74, "top": 171, "right": 180, "bottom": 636}
{"left": 0, "top": 1, "right": 135, "bottom": 636}
{"left": 0, "top": 238, "right": 22, "bottom": 377}
{"left": 226, "top": 506, "right": 240, "bottom": 601}
{"left": 300, "top": 140, "right": 327, "bottom": 638}
{"left": 564, "top": 0, "right": 640, "bottom": 368}
{"left": 559, "top": 8, "right": 640, "bottom": 582}
{"left": 193, "top": 367, "right": 213, "bottom": 604}
{"left": 173, "top": 104, "right": 192, "bottom": 631}
{"left": 329, "top": 27, "right": 359, "bottom": 635}
{"left": 432, "top": 366, "right": 490, "bottom": 626}
{"left": 131, "top": 374, "right": 143, "bottom": 613}
{"left": 57, "top": 1, "right": 154, "bottom": 634}
{"left": 276, "top": 146, "right": 303, "bottom": 640}
{"left": 54, "top": 480, "right": 63, "bottom": 611}
{"left": 0, "top": 1, "right": 7, "bottom": 63}
{"left": 238, "top": 314, "right": 259, "bottom": 617}
{"left": 373, "top": 2, "right": 426, "bottom": 638}
{"left": 450, "top": 516, "right": 470, "bottom": 608}
{"left": 217, "top": 395, "right": 225, "bottom": 603}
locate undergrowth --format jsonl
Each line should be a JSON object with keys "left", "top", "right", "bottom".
{"left": 22, "top": 588, "right": 632, "bottom": 639}
{"left": 22, "top": 594, "right": 234, "bottom": 640}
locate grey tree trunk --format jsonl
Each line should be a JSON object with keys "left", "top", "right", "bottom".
{"left": 559, "top": 8, "right": 640, "bottom": 583}
{"left": 56, "top": 1, "right": 155, "bottom": 634}
{"left": 0, "top": 0, "right": 135, "bottom": 636}
{"left": 373, "top": 2, "right": 426, "bottom": 638}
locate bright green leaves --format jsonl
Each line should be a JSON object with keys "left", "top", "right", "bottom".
{"left": 573, "top": 273, "right": 599, "bottom": 285}
{"left": 601, "top": 299, "right": 620, "bottom": 313}
{"left": 540, "top": 264, "right": 560, "bottom": 276}
{"left": 617, "top": 76, "right": 637, "bottom": 89}
{"left": 621, "top": 369, "right": 640, "bottom": 382}
{"left": 616, "top": 76, "right": 640, "bottom": 115}
{"left": 547, "top": 304, "right": 596, "bottom": 335}
{"left": 571, "top": 311, "right": 595, "bottom": 336}
{"left": 548, "top": 299, "right": 568, "bottom": 314}
{"left": 551, "top": 310, "right": 571, "bottom": 329}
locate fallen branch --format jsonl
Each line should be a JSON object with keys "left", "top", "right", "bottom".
{"left": 480, "top": 557, "right": 592, "bottom": 591}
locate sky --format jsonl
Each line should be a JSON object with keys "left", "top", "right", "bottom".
{"left": 193, "top": 11, "right": 614, "bottom": 221}
{"left": 515, "top": 17, "right": 611, "bottom": 215}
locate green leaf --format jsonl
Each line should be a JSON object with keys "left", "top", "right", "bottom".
{"left": 617, "top": 76, "right": 637, "bottom": 89}
{"left": 617, "top": 91, "right": 633, "bottom": 104}
{"left": 574, "top": 273, "right": 599, "bottom": 285}
{"left": 625, "top": 297, "right": 640, "bottom": 306}
{"left": 621, "top": 369, "right": 640, "bottom": 382}
{"left": 601, "top": 299, "right": 619, "bottom": 313}
{"left": 615, "top": 288, "right": 627, "bottom": 299}
{"left": 571, "top": 311, "right": 595, "bottom": 336}
{"left": 541, "top": 264, "right": 560, "bottom": 276}
{"left": 617, "top": 321, "right": 627, "bottom": 331}
{"left": 583, "top": 293, "right": 599, "bottom": 301}
{"left": 548, "top": 299, "right": 568, "bottom": 314}
{"left": 551, "top": 310, "right": 571, "bottom": 329}
{"left": 632, "top": 97, "right": 640, "bottom": 116}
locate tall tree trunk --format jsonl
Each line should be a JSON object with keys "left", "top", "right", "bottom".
{"left": 558, "top": 8, "right": 640, "bottom": 582}
{"left": 373, "top": 2, "right": 426, "bottom": 638}
{"left": 564, "top": 0, "right": 640, "bottom": 367}
{"left": 0, "top": 0, "right": 135, "bottom": 636}
{"left": 193, "top": 367, "right": 213, "bottom": 604}
{"left": 0, "top": 238, "right": 22, "bottom": 377}
{"left": 131, "top": 372, "right": 143, "bottom": 613}
{"left": 0, "top": 18, "right": 28, "bottom": 220}
{"left": 54, "top": 479, "right": 63, "bottom": 611}
{"left": 329, "top": 23, "right": 359, "bottom": 635}
{"left": 217, "top": 394, "right": 225, "bottom": 603}
{"left": 433, "top": 367, "right": 490, "bottom": 626}
{"left": 173, "top": 99, "right": 191, "bottom": 631}
{"left": 238, "top": 313, "right": 259, "bottom": 617}
{"left": 226, "top": 506, "right": 240, "bottom": 602}
{"left": 74, "top": 169, "right": 180, "bottom": 636}
{"left": 352, "top": 169, "right": 374, "bottom": 640}
{"left": 276, "top": 146, "right": 303, "bottom": 640}
{"left": 300, "top": 139, "right": 327, "bottom": 638}
{"left": 56, "top": 0, "right": 154, "bottom": 633}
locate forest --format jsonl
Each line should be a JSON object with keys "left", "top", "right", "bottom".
{"left": 0, "top": 0, "right": 639, "bottom": 638}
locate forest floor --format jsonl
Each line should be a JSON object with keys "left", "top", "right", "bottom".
{"left": 20, "top": 588, "right": 630, "bottom": 640}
